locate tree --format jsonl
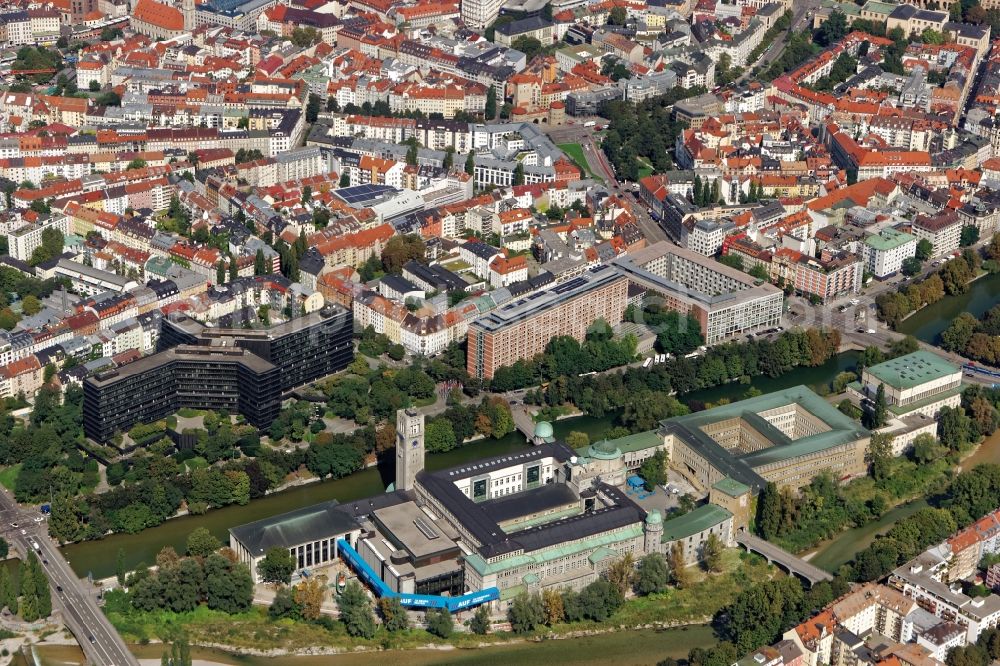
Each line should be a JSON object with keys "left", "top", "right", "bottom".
{"left": 40, "top": 226, "right": 62, "bottom": 257}
{"left": 757, "top": 481, "right": 781, "bottom": 540}
{"left": 508, "top": 591, "right": 545, "bottom": 633}
{"left": 0, "top": 565, "right": 17, "bottom": 615}
{"left": 425, "top": 419, "right": 457, "bottom": 452}
{"left": 541, "top": 588, "right": 564, "bottom": 625}
{"left": 254, "top": 249, "right": 267, "bottom": 276}
{"left": 107, "top": 546, "right": 124, "bottom": 588}
{"left": 901, "top": 256, "right": 923, "bottom": 276}
{"left": 187, "top": 528, "right": 223, "bottom": 559}
{"left": 608, "top": 5, "right": 628, "bottom": 24}
{"left": 814, "top": 10, "right": 848, "bottom": 46}
{"left": 294, "top": 575, "right": 328, "bottom": 621}
{"left": 378, "top": 596, "right": 409, "bottom": 632}
{"left": 485, "top": 86, "right": 497, "bottom": 119}
{"left": 216, "top": 260, "right": 226, "bottom": 285}
{"left": 669, "top": 542, "right": 690, "bottom": 588}
{"left": 381, "top": 234, "right": 426, "bottom": 274}
{"left": 639, "top": 449, "right": 668, "bottom": 491}
{"left": 864, "top": 383, "right": 888, "bottom": 429}
{"left": 470, "top": 604, "right": 491, "bottom": 634}
{"left": 425, "top": 607, "right": 454, "bottom": 638}
{"left": 443, "top": 146, "right": 455, "bottom": 170}
{"left": 20, "top": 294, "right": 41, "bottom": 316}
{"left": 565, "top": 431, "right": 589, "bottom": 448}
{"left": 257, "top": 547, "right": 296, "bottom": 586}
{"left": 867, "top": 431, "right": 893, "bottom": 481}
{"left": 465, "top": 150, "right": 476, "bottom": 175}
{"left": 305, "top": 93, "right": 321, "bottom": 123}
{"left": 916, "top": 238, "right": 934, "bottom": 261}
{"left": 938, "top": 405, "right": 972, "bottom": 451}
{"left": 337, "top": 581, "right": 376, "bottom": 638}
{"left": 961, "top": 225, "right": 980, "bottom": 247}
{"left": 339, "top": 172, "right": 350, "bottom": 187}
{"left": 636, "top": 552, "right": 669, "bottom": 595}
{"left": 513, "top": 162, "right": 525, "bottom": 186}
{"left": 405, "top": 142, "right": 418, "bottom": 166}
{"left": 607, "top": 552, "right": 635, "bottom": 597}
{"left": 703, "top": 533, "right": 724, "bottom": 572}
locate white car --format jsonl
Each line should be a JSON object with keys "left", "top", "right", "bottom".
{"left": 867, "top": 329, "right": 876, "bottom": 334}
{"left": 33, "top": 516, "right": 43, "bottom": 523}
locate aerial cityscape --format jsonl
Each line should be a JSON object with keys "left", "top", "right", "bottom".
{"left": 4, "top": 0, "right": 1000, "bottom": 663}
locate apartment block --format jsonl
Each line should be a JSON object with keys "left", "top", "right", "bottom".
{"left": 466, "top": 265, "right": 628, "bottom": 380}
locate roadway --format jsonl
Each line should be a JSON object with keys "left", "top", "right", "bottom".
{"left": 0, "top": 489, "right": 138, "bottom": 666}
{"left": 547, "top": 124, "right": 669, "bottom": 243}
{"left": 736, "top": 0, "right": 823, "bottom": 84}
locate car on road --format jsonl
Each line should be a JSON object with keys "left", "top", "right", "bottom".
{"left": 55, "top": 585, "right": 61, "bottom": 592}
{"left": 9, "top": 523, "right": 16, "bottom": 528}
{"left": 88, "top": 636, "right": 95, "bottom": 644}
{"left": 867, "top": 329, "right": 876, "bottom": 334}
{"left": 33, "top": 516, "right": 42, "bottom": 523}
{"left": 19, "top": 529, "right": 25, "bottom": 535}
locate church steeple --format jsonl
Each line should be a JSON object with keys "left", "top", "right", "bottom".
{"left": 182, "top": 0, "right": 195, "bottom": 32}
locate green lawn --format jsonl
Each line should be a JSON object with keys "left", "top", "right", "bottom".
{"left": 0, "top": 464, "right": 21, "bottom": 491}
{"left": 558, "top": 143, "right": 601, "bottom": 181}
{"left": 637, "top": 157, "right": 654, "bottom": 180}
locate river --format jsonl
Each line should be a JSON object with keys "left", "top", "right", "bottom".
{"left": 63, "top": 349, "right": 872, "bottom": 580}
{"left": 896, "top": 271, "right": 1000, "bottom": 345}
{"left": 27, "top": 626, "right": 718, "bottom": 666}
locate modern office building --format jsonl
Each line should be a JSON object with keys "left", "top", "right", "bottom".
{"left": 83, "top": 305, "right": 352, "bottom": 442}
{"left": 662, "top": 386, "right": 871, "bottom": 492}
{"left": 82, "top": 344, "right": 282, "bottom": 443}
{"left": 612, "top": 241, "right": 783, "bottom": 345}
{"left": 848, "top": 350, "right": 962, "bottom": 419}
{"left": 157, "top": 305, "right": 353, "bottom": 392}
{"left": 466, "top": 264, "right": 628, "bottom": 380}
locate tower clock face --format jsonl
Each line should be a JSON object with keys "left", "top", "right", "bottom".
{"left": 412, "top": 440, "right": 419, "bottom": 448}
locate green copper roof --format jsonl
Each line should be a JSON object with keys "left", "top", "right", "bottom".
{"left": 712, "top": 477, "right": 750, "bottom": 498}
{"left": 534, "top": 421, "right": 554, "bottom": 439}
{"left": 864, "top": 228, "right": 916, "bottom": 252}
{"left": 864, "top": 351, "right": 959, "bottom": 390}
{"left": 588, "top": 440, "right": 622, "bottom": 460}
{"left": 662, "top": 385, "right": 869, "bottom": 472}
{"left": 661, "top": 504, "right": 732, "bottom": 542}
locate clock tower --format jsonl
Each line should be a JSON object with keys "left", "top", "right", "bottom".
{"left": 395, "top": 408, "right": 425, "bottom": 492}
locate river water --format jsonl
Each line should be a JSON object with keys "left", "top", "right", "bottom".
{"left": 30, "top": 267, "right": 998, "bottom": 664}
{"left": 896, "top": 271, "right": 1000, "bottom": 344}
{"left": 62, "top": 349, "right": 870, "bottom": 580}
{"left": 29, "top": 626, "right": 718, "bottom": 666}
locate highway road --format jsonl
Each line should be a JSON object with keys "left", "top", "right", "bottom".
{"left": 0, "top": 489, "right": 138, "bottom": 666}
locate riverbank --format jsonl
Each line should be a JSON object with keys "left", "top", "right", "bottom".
{"left": 24, "top": 624, "right": 719, "bottom": 666}
{"left": 104, "top": 550, "right": 764, "bottom": 661}
{"left": 896, "top": 270, "right": 1000, "bottom": 344}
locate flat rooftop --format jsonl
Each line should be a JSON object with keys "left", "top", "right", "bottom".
{"left": 470, "top": 264, "right": 625, "bottom": 333}
{"left": 372, "top": 501, "right": 459, "bottom": 562}
{"left": 86, "top": 343, "right": 276, "bottom": 387}
{"left": 864, "top": 351, "right": 959, "bottom": 390}
{"left": 612, "top": 241, "right": 782, "bottom": 310}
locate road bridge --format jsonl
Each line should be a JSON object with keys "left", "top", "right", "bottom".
{"left": 735, "top": 529, "right": 833, "bottom": 587}
{"left": 0, "top": 489, "right": 138, "bottom": 666}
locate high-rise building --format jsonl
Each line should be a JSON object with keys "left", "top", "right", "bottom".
{"left": 83, "top": 305, "right": 353, "bottom": 443}
{"left": 466, "top": 265, "right": 628, "bottom": 380}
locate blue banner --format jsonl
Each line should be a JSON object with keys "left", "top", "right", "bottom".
{"left": 336, "top": 539, "right": 499, "bottom": 612}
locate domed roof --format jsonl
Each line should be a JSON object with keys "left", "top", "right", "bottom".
{"left": 588, "top": 439, "right": 622, "bottom": 460}
{"left": 534, "top": 421, "right": 554, "bottom": 439}
{"left": 646, "top": 510, "right": 662, "bottom": 525}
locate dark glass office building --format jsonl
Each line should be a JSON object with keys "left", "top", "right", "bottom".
{"left": 83, "top": 305, "right": 353, "bottom": 443}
